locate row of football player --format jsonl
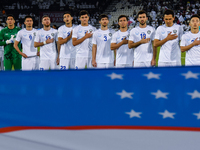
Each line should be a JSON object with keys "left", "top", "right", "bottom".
{"left": 0, "top": 9, "right": 200, "bottom": 71}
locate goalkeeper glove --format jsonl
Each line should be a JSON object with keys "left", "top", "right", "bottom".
{"left": 6, "top": 35, "right": 15, "bottom": 44}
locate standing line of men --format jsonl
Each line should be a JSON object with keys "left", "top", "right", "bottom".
{"left": 0, "top": 9, "right": 200, "bottom": 71}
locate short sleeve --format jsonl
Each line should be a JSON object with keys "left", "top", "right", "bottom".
{"left": 55, "top": 30, "right": 58, "bottom": 42}
{"left": 58, "top": 27, "right": 63, "bottom": 38}
{"left": 178, "top": 26, "right": 183, "bottom": 41}
{"left": 34, "top": 31, "right": 40, "bottom": 42}
{"left": 92, "top": 32, "right": 97, "bottom": 45}
{"left": 15, "top": 30, "right": 22, "bottom": 42}
{"left": 154, "top": 27, "right": 161, "bottom": 40}
{"left": 151, "top": 28, "right": 156, "bottom": 41}
{"left": 180, "top": 35, "right": 186, "bottom": 46}
{"left": 111, "top": 32, "right": 117, "bottom": 43}
{"left": 128, "top": 29, "right": 134, "bottom": 42}
{"left": 72, "top": 27, "right": 78, "bottom": 38}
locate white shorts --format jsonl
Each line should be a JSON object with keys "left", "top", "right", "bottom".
{"left": 39, "top": 59, "right": 59, "bottom": 70}
{"left": 96, "top": 63, "right": 114, "bottom": 69}
{"left": 22, "top": 56, "right": 39, "bottom": 71}
{"left": 158, "top": 61, "right": 181, "bottom": 67}
{"left": 75, "top": 57, "right": 92, "bottom": 69}
{"left": 185, "top": 60, "right": 200, "bottom": 66}
{"left": 134, "top": 61, "right": 151, "bottom": 67}
{"left": 116, "top": 64, "right": 133, "bottom": 68}
{"left": 60, "top": 58, "right": 75, "bottom": 70}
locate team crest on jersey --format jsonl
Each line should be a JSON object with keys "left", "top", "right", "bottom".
{"left": 173, "top": 30, "right": 177, "bottom": 34}
{"left": 147, "top": 30, "right": 151, "bottom": 34}
{"left": 51, "top": 33, "right": 54, "bottom": 36}
{"left": 135, "top": 31, "right": 139, "bottom": 35}
{"left": 109, "top": 33, "right": 112, "bottom": 37}
{"left": 89, "top": 29, "right": 93, "bottom": 32}
{"left": 33, "top": 32, "right": 36, "bottom": 36}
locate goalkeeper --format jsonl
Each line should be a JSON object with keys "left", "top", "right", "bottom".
{"left": 0, "top": 14, "right": 22, "bottom": 70}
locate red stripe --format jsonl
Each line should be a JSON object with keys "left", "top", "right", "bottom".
{"left": 0, "top": 126, "right": 200, "bottom": 133}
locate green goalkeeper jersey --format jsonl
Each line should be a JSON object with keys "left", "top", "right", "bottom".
{"left": 0, "top": 26, "right": 22, "bottom": 59}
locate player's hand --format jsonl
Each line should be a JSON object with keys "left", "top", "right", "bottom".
{"left": 166, "top": 32, "right": 178, "bottom": 41}
{"left": 140, "top": 36, "right": 150, "bottom": 44}
{"left": 122, "top": 37, "right": 128, "bottom": 44}
{"left": 46, "top": 37, "right": 54, "bottom": 44}
{"left": 92, "top": 59, "right": 97, "bottom": 67}
{"left": 37, "top": 51, "right": 40, "bottom": 56}
{"left": 21, "top": 52, "right": 28, "bottom": 58}
{"left": 85, "top": 31, "right": 93, "bottom": 38}
{"left": 56, "top": 56, "right": 60, "bottom": 65}
{"left": 192, "top": 37, "right": 200, "bottom": 46}
{"left": 151, "top": 59, "right": 156, "bottom": 66}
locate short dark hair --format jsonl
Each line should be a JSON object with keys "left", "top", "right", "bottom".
{"left": 63, "top": 11, "right": 73, "bottom": 17}
{"left": 7, "top": 14, "right": 15, "bottom": 20}
{"left": 24, "top": 15, "right": 33, "bottom": 21}
{"left": 42, "top": 15, "right": 50, "bottom": 21}
{"left": 99, "top": 14, "right": 108, "bottom": 21}
{"left": 190, "top": 14, "right": 200, "bottom": 21}
{"left": 137, "top": 10, "right": 147, "bottom": 18}
{"left": 118, "top": 15, "right": 129, "bottom": 22}
{"left": 79, "top": 10, "right": 89, "bottom": 17}
{"left": 163, "top": 9, "right": 174, "bottom": 17}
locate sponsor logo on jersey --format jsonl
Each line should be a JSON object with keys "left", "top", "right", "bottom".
{"left": 23, "top": 34, "right": 27, "bottom": 37}
{"left": 51, "top": 33, "right": 54, "bottom": 36}
{"left": 173, "top": 30, "right": 177, "bottom": 34}
{"left": 97, "top": 33, "right": 102, "bottom": 37}
{"left": 41, "top": 34, "right": 45, "bottom": 37}
{"left": 78, "top": 29, "right": 82, "bottom": 33}
{"left": 135, "top": 31, "right": 139, "bottom": 35}
{"left": 117, "top": 36, "right": 120, "bottom": 39}
{"left": 186, "top": 38, "right": 190, "bottom": 42}
{"left": 161, "top": 31, "right": 165, "bottom": 34}
{"left": 109, "top": 33, "right": 112, "bottom": 37}
{"left": 147, "top": 30, "right": 151, "bottom": 34}
{"left": 63, "top": 31, "right": 67, "bottom": 34}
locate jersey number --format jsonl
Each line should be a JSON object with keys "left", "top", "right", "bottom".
{"left": 29, "top": 35, "right": 32, "bottom": 40}
{"left": 46, "top": 35, "right": 51, "bottom": 40}
{"left": 60, "top": 66, "right": 67, "bottom": 70}
{"left": 140, "top": 33, "right": 146, "bottom": 39}
{"left": 104, "top": 36, "right": 107, "bottom": 41}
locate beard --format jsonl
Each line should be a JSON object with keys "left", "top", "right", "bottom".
{"left": 44, "top": 24, "right": 50, "bottom": 27}
{"left": 140, "top": 22, "right": 145, "bottom": 25}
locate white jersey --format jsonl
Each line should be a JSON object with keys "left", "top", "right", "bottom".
{"left": 155, "top": 24, "right": 183, "bottom": 63}
{"left": 92, "top": 29, "right": 115, "bottom": 63}
{"left": 129, "top": 25, "right": 155, "bottom": 62}
{"left": 180, "top": 31, "right": 200, "bottom": 65}
{"left": 72, "top": 25, "right": 96, "bottom": 58}
{"left": 58, "top": 25, "right": 75, "bottom": 59}
{"left": 111, "top": 30, "right": 134, "bottom": 64}
{"left": 34, "top": 28, "right": 58, "bottom": 60}
{"left": 16, "top": 28, "right": 38, "bottom": 57}
{"left": 0, "top": 26, "right": 4, "bottom": 51}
